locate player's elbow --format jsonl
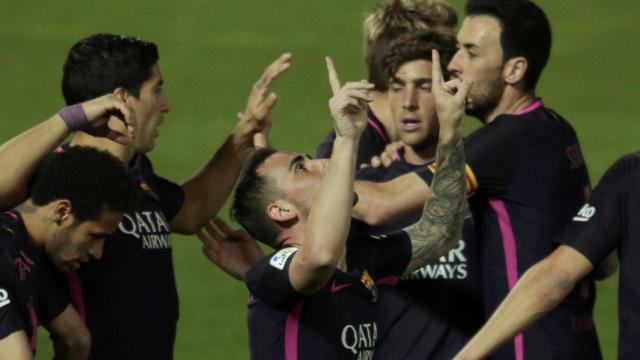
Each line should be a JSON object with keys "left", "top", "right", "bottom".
{"left": 53, "top": 328, "right": 91, "bottom": 357}
{"left": 531, "top": 260, "right": 577, "bottom": 311}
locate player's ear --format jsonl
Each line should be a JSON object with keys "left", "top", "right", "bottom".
{"left": 52, "top": 200, "right": 73, "bottom": 225}
{"left": 503, "top": 56, "right": 528, "bottom": 86}
{"left": 267, "top": 200, "right": 297, "bottom": 223}
{"left": 113, "top": 87, "right": 131, "bottom": 103}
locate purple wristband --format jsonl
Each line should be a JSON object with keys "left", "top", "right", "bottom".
{"left": 58, "top": 104, "right": 90, "bottom": 132}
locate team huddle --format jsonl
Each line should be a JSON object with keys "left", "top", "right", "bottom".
{"left": 0, "top": 0, "right": 636, "bottom": 359}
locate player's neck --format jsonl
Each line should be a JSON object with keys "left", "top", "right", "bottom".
{"left": 16, "top": 200, "right": 49, "bottom": 247}
{"left": 71, "top": 132, "right": 136, "bottom": 164}
{"left": 403, "top": 143, "right": 436, "bottom": 166}
{"left": 483, "top": 88, "right": 537, "bottom": 124}
{"left": 369, "top": 92, "right": 398, "bottom": 142}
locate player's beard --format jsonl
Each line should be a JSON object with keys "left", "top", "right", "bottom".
{"left": 45, "top": 224, "right": 76, "bottom": 271}
{"left": 465, "top": 71, "right": 505, "bottom": 123}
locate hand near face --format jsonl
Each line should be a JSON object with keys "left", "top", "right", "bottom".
{"left": 325, "top": 57, "right": 373, "bottom": 140}
{"left": 197, "top": 217, "right": 264, "bottom": 281}
{"left": 81, "top": 94, "right": 137, "bottom": 145}
{"left": 431, "top": 50, "right": 472, "bottom": 137}
{"left": 236, "top": 53, "right": 293, "bottom": 147}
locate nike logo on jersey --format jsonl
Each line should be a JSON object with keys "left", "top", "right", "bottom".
{"left": 573, "top": 203, "right": 596, "bottom": 222}
{"left": 0, "top": 289, "right": 10, "bottom": 308}
{"left": 330, "top": 281, "right": 352, "bottom": 293}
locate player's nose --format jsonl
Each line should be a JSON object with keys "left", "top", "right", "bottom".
{"left": 88, "top": 239, "right": 105, "bottom": 260}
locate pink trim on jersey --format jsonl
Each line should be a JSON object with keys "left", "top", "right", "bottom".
{"left": 66, "top": 270, "right": 86, "bottom": 321}
{"left": 285, "top": 301, "right": 304, "bottom": 360}
{"left": 514, "top": 100, "right": 543, "bottom": 115}
{"left": 368, "top": 118, "right": 389, "bottom": 143}
{"left": 583, "top": 185, "right": 592, "bottom": 201}
{"left": 3, "top": 211, "right": 18, "bottom": 220}
{"left": 376, "top": 276, "right": 399, "bottom": 286}
{"left": 488, "top": 198, "right": 524, "bottom": 360}
{"left": 55, "top": 146, "right": 65, "bottom": 153}
{"left": 28, "top": 303, "right": 38, "bottom": 350}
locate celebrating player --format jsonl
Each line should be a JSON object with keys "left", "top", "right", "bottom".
{"left": 233, "top": 51, "right": 470, "bottom": 359}
{"left": 355, "top": 30, "right": 483, "bottom": 359}
{"left": 50, "top": 34, "right": 291, "bottom": 359}
{"left": 316, "top": 0, "right": 458, "bottom": 167}
{"left": 351, "top": 0, "right": 611, "bottom": 358}
{"left": 0, "top": 146, "right": 138, "bottom": 360}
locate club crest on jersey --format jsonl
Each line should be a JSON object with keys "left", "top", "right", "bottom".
{"left": 270, "top": 247, "right": 298, "bottom": 270}
{"left": 573, "top": 203, "right": 596, "bottom": 222}
{"left": 360, "top": 270, "right": 377, "bottom": 302}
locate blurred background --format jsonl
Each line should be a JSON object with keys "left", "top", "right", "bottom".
{"left": 0, "top": 0, "right": 637, "bottom": 358}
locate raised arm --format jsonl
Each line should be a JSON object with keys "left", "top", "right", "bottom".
{"left": 169, "top": 53, "right": 291, "bottom": 234}
{"left": 288, "top": 57, "right": 372, "bottom": 295}
{"left": 453, "top": 245, "right": 593, "bottom": 360}
{"left": 402, "top": 50, "right": 471, "bottom": 275}
{"left": 0, "top": 94, "right": 135, "bottom": 209}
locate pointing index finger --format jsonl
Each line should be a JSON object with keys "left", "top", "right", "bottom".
{"left": 431, "top": 49, "right": 444, "bottom": 91}
{"left": 325, "top": 56, "right": 341, "bottom": 95}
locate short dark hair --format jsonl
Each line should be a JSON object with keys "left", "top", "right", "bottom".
{"left": 231, "top": 148, "right": 283, "bottom": 248}
{"left": 62, "top": 33, "right": 159, "bottom": 105}
{"left": 365, "top": 0, "right": 458, "bottom": 91}
{"left": 30, "top": 146, "right": 139, "bottom": 222}
{"left": 466, "top": 0, "right": 551, "bottom": 90}
{"left": 383, "top": 30, "right": 458, "bottom": 81}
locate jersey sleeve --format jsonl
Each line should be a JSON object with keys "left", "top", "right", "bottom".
{"left": 463, "top": 119, "right": 522, "bottom": 197}
{"left": 556, "top": 155, "right": 631, "bottom": 265}
{"left": 244, "top": 247, "right": 305, "bottom": 310}
{"left": 36, "top": 260, "right": 70, "bottom": 325}
{"left": 0, "top": 251, "right": 25, "bottom": 340}
{"left": 368, "top": 231, "right": 412, "bottom": 278}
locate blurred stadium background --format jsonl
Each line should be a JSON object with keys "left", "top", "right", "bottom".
{"left": 0, "top": 0, "right": 637, "bottom": 358}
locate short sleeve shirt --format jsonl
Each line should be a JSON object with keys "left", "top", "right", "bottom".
{"left": 245, "top": 231, "right": 411, "bottom": 360}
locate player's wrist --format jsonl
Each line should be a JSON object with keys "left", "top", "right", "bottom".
{"left": 58, "top": 103, "right": 91, "bottom": 132}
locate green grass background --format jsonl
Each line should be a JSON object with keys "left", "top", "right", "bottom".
{"left": 0, "top": 0, "right": 637, "bottom": 358}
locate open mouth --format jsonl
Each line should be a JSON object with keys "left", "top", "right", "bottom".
{"left": 400, "top": 118, "right": 422, "bottom": 132}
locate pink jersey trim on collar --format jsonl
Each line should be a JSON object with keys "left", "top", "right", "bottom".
{"left": 514, "top": 100, "right": 543, "bottom": 115}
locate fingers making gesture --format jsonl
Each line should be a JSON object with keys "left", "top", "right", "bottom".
{"left": 237, "top": 52, "right": 292, "bottom": 147}
{"left": 325, "top": 57, "right": 373, "bottom": 139}
{"left": 430, "top": 49, "right": 472, "bottom": 135}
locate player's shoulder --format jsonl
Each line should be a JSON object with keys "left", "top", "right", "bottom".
{"left": 608, "top": 151, "right": 640, "bottom": 177}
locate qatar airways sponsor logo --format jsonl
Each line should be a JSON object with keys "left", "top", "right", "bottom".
{"left": 0, "top": 289, "right": 10, "bottom": 308}
{"left": 341, "top": 322, "right": 377, "bottom": 359}
{"left": 403, "top": 240, "right": 468, "bottom": 280}
{"left": 573, "top": 203, "right": 596, "bottom": 222}
{"left": 119, "top": 211, "right": 172, "bottom": 249}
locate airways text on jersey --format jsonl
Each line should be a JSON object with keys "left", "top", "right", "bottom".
{"left": 119, "top": 211, "right": 172, "bottom": 249}
{"left": 402, "top": 239, "right": 468, "bottom": 280}
{"left": 0, "top": 288, "right": 10, "bottom": 308}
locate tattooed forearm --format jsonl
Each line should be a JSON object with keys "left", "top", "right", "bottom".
{"left": 404, "top": 136, "right": 466, "bottom": 275}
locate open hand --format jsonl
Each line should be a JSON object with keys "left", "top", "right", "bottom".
{"left": 236, "top": 53, "right": 292, "bottom": 147}
{"left": 197, "top": 217, "right": 264, "bottom": 281}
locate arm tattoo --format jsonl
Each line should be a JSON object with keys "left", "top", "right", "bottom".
{"left": 404, "top": 136, "right": 466, "bottom": 275}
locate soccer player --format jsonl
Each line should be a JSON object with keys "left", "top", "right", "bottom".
{"left": 0, "top": 146, "right": 138, "bottom": 360}
{"left": 0, "top": 95, "right": 136, "bottom": 358}
{"left": 316, "top": 0, "right": 457, "bottom": 167}
{"left": 352, "top": 0, "right": 609, "bottom": 358}
{"left": 355, "top": 30, "right": 483, "bottom": 359}
{"left": 233, "top": 51, "right": 470, "bottom": 359}
{"left": 52, "top": 34, "right": 290, "bottom": 359}
{"left": 453, "top": 153, "right": 634, "bottom": 359}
